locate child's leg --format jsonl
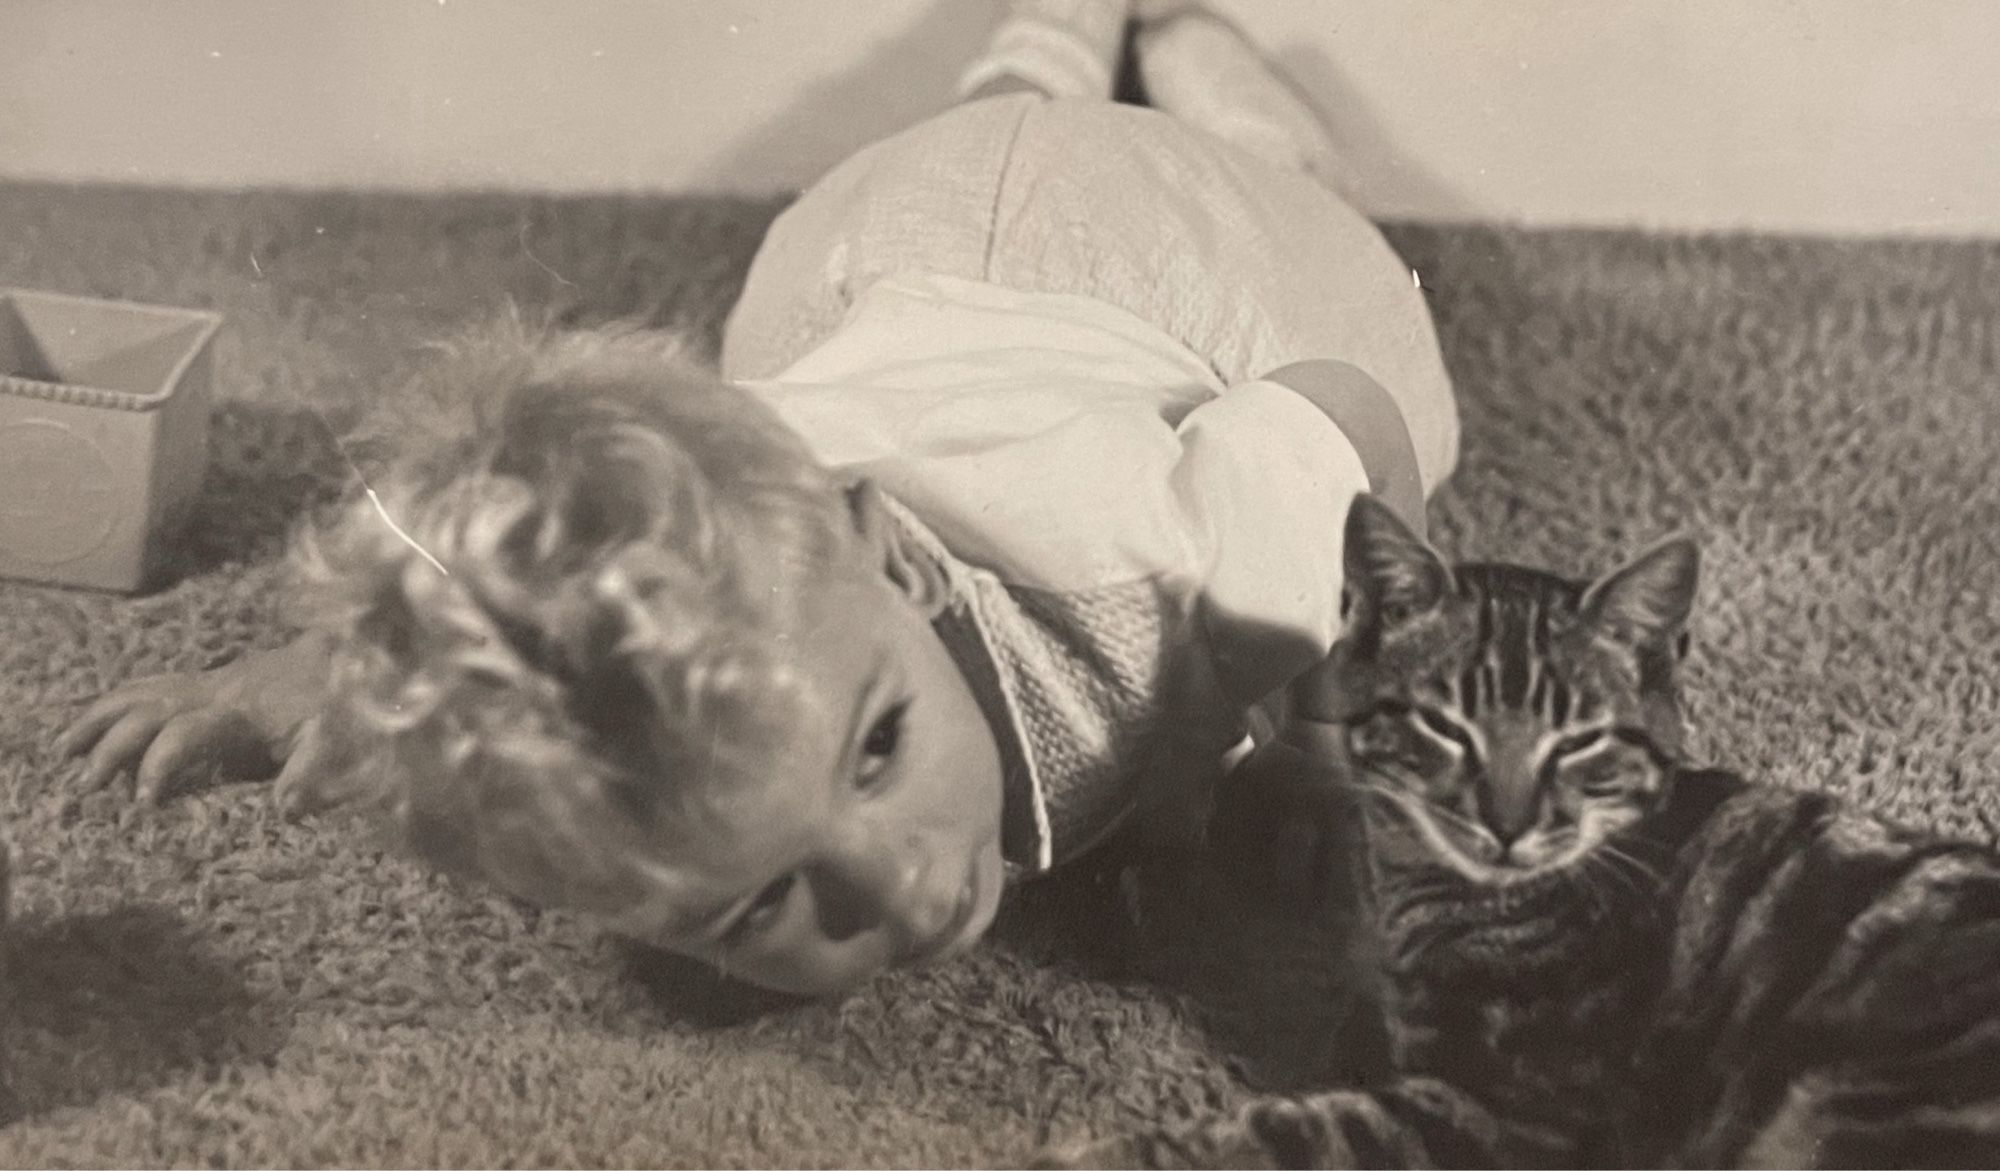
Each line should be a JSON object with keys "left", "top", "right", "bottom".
{"left": 1130, "top": 3, "right": 1350, "bottom": 193}
{"left": 957, "top": 0, "right": 1133, "bottom": 102}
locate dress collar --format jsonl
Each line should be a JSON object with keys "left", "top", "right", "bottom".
{"left": 876, "top": 496, "right": 1051, "bottom": 874}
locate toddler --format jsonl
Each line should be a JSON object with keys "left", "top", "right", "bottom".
{"left": 58, "top": 0, "right": 1458, "bottom": 996}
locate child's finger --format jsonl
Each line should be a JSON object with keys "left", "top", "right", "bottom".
{"left": 55, "top": 688, "right": 154, "bottom": 757}
{"left": 76, "top": 706, "right": 170, "bottom": 792}
{"left": 274, "top": 716, "right": 346, "bottom": 819}
{"left": 134, "top": 709, "right": 233, "bottom": 805}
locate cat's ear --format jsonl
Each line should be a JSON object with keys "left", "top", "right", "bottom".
{"left": 1581, "top": 536, "right": 1699, "bottom": 651}
{"left": 1344, "top": 493, "right": 1451, "bottom": 625}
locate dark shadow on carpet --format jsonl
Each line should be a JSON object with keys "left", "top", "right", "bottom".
{"left": 4, "top": 905, "right": 283, "bottom": 1120}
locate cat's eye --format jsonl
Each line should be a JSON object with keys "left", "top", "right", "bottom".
{"left": 1413, "top": 707, "right": 1469, "bottom": 748}
{"left": 1347, "top": 715, "right": 1407, "bottom": 761}
{"left": 1348, "top": 704, "right": 1460, "bottom": 773}
{"left": 1577, "top": 776, "right": 1628, "bottom": 799}
{"left": 724, "top": 872, "right": 796, "bottom": 944}
{"left": 1379, "top": 599, "right": 1419, "bottom": 626}
{"left": 857, "top": 702, "right": 907, "bottom": 790}
{"left": 1553, "top": 728, "right": 1610, "bottom": 759}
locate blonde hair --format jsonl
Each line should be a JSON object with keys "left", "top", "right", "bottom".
{"left": 301, "top": 320, "right": 854, "bottom": 917}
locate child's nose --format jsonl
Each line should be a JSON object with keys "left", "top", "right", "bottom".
{"left": 814, "top": 828, "right": 959, "bottom": 944}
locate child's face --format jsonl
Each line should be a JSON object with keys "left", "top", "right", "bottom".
{"left": 605, "top": 548, "right": 1007, "bottom": 997}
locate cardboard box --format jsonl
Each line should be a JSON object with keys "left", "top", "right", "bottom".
{"left": 0, "top": 289, "right": 220, "bottom": 592}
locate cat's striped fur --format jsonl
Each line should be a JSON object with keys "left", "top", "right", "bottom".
{"left": 1043, "top": 495, "right": 2000, "bottom": 1169}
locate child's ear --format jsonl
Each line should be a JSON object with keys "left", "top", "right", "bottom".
{"left": 1344, "top": 492, "right": 1451, "bottom": 625}
{"left": 1580, "top": 535, "right": 1699, "bottom": 651}
{"left": 847, "top": 478, "right": 950, "bottom": 619}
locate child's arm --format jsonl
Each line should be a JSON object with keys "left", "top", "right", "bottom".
{"left": 52, "top": 321, "right": 569, "bottom": 809}
{"left": 1164, "top": 358, "right": 1430, "bottom": 715}
{"left": 1256, "top": 358, "right": 1427, "bottom": 537}
{"left": 55, "top": 629, "right": 340, "bottom": 807}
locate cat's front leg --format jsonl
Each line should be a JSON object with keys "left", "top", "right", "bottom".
{"left": 1033, "top": 1077, "right": 1518, "bottom": 1170}
{"left": 1031, "top": 1102, "right": 1301, "bottom": 1169}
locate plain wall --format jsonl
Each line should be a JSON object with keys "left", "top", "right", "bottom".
{"left": 4, "top": 0, "right": 1998, "bottom": 236}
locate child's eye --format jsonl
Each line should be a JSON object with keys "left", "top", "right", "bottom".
{"left": 725, "top": 872, "right": 796, "bottom": 944}
{"left": 857, "top": 702, "right": 907, "bottom": 788}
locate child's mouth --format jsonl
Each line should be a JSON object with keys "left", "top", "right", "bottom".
{"left": 906, "top": 855, "right": 993, "bottom": 967}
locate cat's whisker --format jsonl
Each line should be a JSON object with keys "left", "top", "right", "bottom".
{"left": 1576, "top": 846, "right": 1673, "bottom": 932}
{"left": 1565, "top": 858, "right": 1621, "bottom": 919}
{"left": 1596, "top": 841, "right": 1666, "bottom": 889}
{"left": 1417, "top": 801, "right": 1487, "bottom": 839}
{"left": 1581, "top": 853, "right": 1648, "bottom": 905}
{"left": 1346, "top": 780, "right": 1432, "bottom": 832}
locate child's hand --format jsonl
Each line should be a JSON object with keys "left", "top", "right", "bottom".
{"left": 55, "top": 632, "right": 338, "bottom": 805}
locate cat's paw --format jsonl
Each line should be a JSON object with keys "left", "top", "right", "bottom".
{"left": 1031, "top": 1114, "right": 1289, "bottom": 1169}
{"left": 1028, "top": 1134, "right": 1143, "bottom": 1169}
{"left": 1028, "top": 1132, "right": 1202, "bottom": 1169}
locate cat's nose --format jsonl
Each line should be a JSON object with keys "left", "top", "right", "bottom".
{"left": 1477, "top": 775, "right": 1542, "bottom": 848}
{"left": 1488, "top": 828, "right": 1538, "bottom": 869}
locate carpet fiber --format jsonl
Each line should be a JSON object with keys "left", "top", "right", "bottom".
{"left": 1, "top": 181, "right": 1997, "bottom": 1166}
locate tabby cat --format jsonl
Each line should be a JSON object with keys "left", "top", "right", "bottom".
{"left": 1043, "top": 495, "right": 2000, "bottom": 1169}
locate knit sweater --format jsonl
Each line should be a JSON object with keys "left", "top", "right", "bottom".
{"left": 743, "top": 272, "right": 1416, "bottom": 872}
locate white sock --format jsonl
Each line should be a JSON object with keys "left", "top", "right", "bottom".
{"left": 1133, "top": 7, "right": 1349, "bottom": 191}
{"left": 957, "top": 0, "right": 1133, "bottom": 101}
